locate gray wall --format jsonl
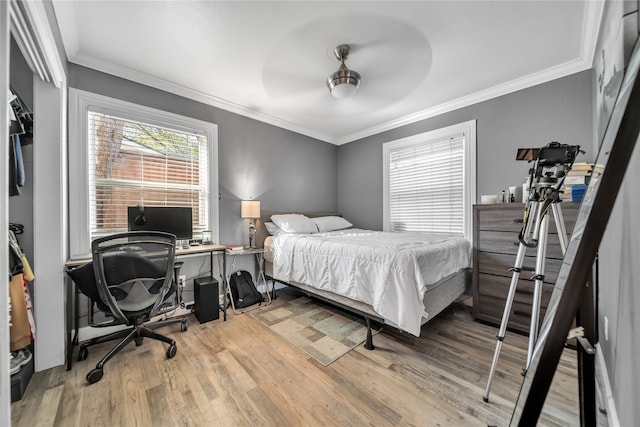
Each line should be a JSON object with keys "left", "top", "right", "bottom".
{"left": 68, "top": 64, "right": 338, "bottom": 246}
{"left": 596, "top": 1, "right": 640, "bottom": 425}
{"left": 68, "top": 64, "right": 337, "bottom": 312}
{"left": 598, "top": 125, "right": 640, "bottom": 426}
{"left": 337, "top": 70, "right": 594, "bottom": 230}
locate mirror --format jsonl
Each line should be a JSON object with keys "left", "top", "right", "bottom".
{"left": 510, "top": 39, "right": 640, "bottom": 424}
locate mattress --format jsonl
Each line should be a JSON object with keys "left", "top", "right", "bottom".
{"left": 265, "top": 229, "right": 471, "bottom": 336}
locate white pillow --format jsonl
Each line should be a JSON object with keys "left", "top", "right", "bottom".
{"left": 270, "top": 214, "right": 318, "bottom": 234}
{"left": 312, "top": 216, "right": 352, "bottom": 233}
{"left": 264, "top": 221, "right": 285, "bottom": 236}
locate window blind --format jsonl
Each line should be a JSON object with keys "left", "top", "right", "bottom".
{"left": 388, "top": 135, "right": 465, "bottom": 236}
{"left": 87, "top": 111, "right": 209, "bottom": 239}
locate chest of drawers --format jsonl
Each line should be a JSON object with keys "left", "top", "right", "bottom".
{"left": 472, "top": 202, "right": 579, "bottom": 333}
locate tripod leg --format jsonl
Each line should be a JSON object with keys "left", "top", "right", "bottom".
{"left": 483, "top": 242, "right": 528, "bottom": 402}
{"left": 526, "top": 213, "right": 550, "bottom": 370}
{"left": 551, "top": 203, "right": 569, "bottom": 255}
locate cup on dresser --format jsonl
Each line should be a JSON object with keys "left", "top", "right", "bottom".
{"left": 481, "top": 195, "right": 498, "bottom": 204}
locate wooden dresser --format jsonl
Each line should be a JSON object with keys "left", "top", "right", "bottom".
{"left": 472, "top": 202, "right": 579, "bottom": 333}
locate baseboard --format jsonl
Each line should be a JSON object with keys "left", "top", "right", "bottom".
{"left": 595, "top": 343, "right": 620, "bottom": 427}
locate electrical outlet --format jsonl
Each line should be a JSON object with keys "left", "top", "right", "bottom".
{"left": 178, "top": 275, "right": 186, "bottom": 288}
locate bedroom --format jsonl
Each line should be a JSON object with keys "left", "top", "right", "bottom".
{"left": 2, "top": 0, "right": 639, "bottom": 426}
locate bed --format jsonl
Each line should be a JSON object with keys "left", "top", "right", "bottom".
{"left": 255, "top": 212, "right": 471, "bottom": 348}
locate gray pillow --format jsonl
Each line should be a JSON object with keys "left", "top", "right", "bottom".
{"left": 312, "top": 216, "right": 352, "bottom": 232}
{"left": 264, "top": 221, "right": 285, "bottom": 236}
{"left": 270, "top": 214, "right": 318, "bottom": 234}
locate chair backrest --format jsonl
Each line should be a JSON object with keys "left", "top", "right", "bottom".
{"left": 91, "top": 231, "right": 176, "bottom": 324}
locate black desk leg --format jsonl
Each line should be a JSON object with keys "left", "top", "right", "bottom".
{"left": 222, "top": 252, "right": 227, "bottom": 321}
{"left": 65, "top": 276, "right": 78, "bottom": 371}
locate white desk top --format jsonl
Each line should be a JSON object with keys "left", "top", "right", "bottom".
{"left": 65, "top": 243, "right": 226, "bottom": 268}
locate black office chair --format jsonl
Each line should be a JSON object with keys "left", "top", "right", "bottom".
{"left": 71, "top": 231, "right": 188, "bottom": 384}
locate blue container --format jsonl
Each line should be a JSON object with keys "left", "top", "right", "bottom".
{"left": 571, "top": 185, "right": 587, "bottom": 202}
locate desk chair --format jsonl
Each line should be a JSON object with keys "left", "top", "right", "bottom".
{"left": 72, "top": 231, "right": 188, "bottom": 384}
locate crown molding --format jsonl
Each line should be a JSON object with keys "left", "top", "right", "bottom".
{"left": 335, "top": 57, "right": 592, "bottom": 145}
{"left": 73, "top": 51, "right": 591, "bottom": 147}
{"left": 69, "top": 53, "right": 337, "bottom": 144}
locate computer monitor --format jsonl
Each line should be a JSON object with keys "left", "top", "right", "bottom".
{"left": 127, "top": 206, "right": 193, "bottom": 240}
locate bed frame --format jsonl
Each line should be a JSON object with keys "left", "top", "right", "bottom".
{"left": 255, "top": 211, "right": 471, "bottom": 349}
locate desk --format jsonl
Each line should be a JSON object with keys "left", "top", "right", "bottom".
{"left": 64, "top": 244, "right": 226, "bottom": 371}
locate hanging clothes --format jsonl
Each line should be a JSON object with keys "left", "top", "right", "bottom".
{"left": 8, "top": 87, "right": 32, "bottom": 195}
{"left": 9, "top": 233, "right": 23, "bottom": 278}
{"left": 8, "top": 134, "right": 21, "bottom": 196}
{"left": 9, "top": 86, "right": 33, "bottom": 144}
{"left": 13, "top": 135, "right": 25, "bottom": 187}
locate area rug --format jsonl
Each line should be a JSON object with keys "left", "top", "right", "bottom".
{"left": 251, "top": 296, "right": 373, "bottom": 366}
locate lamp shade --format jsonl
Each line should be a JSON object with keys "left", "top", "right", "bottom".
{"left": 241, "top": 200, "right": 261, "bottom": 219}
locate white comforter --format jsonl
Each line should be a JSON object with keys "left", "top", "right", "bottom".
{"left": 271, "top": 229, "right": 471, "bottom": 336}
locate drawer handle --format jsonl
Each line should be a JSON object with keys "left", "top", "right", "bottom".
{"left": 513, "top": 218, "right": 524, "bottom": 224}
{"left": 512, "top": 310, "right": 531, "bottom": 317}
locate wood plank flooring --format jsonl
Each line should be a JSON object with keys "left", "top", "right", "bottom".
{"left": 11, "top": 289, "right": 579, "bottom": 426}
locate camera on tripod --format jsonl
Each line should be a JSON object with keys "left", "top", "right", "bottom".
{"left": 484, "top": 141, "right": 582, "bottom": 402}
{"left": 516, "top": 142, "right": 581, "bottom": 166}
{"left": 517, "top": 141, "right": 582, "bottom": 192}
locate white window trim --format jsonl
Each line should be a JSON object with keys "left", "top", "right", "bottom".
{"left": 383, "top": 119, "right": 476, "bottom": 241}
{"left": 69, "top": 88, "right": 219, "bottom": 259}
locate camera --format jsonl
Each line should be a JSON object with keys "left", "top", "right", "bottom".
{"left": 516, "top": 141, "right": 582, "bottom": 188}
{"left": 516, "top": 142, "right": 581, "bottom": 167}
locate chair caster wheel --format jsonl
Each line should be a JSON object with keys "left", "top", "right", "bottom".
{"left": 181, "top": 321, "right": 188, "bottom": 332}
{"left": 77, "top": 347, "right": 88, "bottom": 361}
{"left": 166, "top": 344, "right": 177, "bottom": 359}
{"left": 86, "top": 367, "right": 103, "bottom": 384}
{"left": 135, "top": 337, "right": 144, "bottom": 346}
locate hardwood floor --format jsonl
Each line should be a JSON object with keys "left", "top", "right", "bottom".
{"left": 11, "top": 289, "right": 579, "bottom": 426}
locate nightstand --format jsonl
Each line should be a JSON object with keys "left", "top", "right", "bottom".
{"left": 225, "top": 247, "right": 271, "bottom": 313}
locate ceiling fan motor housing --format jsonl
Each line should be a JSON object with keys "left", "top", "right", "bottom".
{"left": 327, "top": 44, "right": 361, "bottom": 98}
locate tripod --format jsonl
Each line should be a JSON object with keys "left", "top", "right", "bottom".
{"left": 483, "top": 187, "right": 569, "bottom": 403}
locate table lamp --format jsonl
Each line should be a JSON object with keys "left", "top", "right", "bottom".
{"left": 241, "top": 200, "right": 260, "bottom": 248}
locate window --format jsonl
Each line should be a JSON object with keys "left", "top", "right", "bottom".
{"left": 383, "top": 120, "right": 476, "bottom": 240}
{"left": 69, "top": 89, "right": 218, "bottom": 259}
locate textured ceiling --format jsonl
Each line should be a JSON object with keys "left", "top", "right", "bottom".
{"left": 52, "top": 1, "right": 602, "bottom": 145}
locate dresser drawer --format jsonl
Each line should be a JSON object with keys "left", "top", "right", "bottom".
{"left": 474, "top": 273, "right": 553, "bottom": 333}
{"left": 477, "top": 273, "right": 554, "bottom": 303}
{"left": 475, "top": 203, "right": 579, "bottom": 233}
{"left": 476, "top": 252, "right": 562, "bottom": 283}
{"left": 477, "top": 230, "right": 567, "bottom": 260}
{"left": 475, "top": 294, "right": 550, "bottom": 333}
{"left": 476, "top": 204, "right": 528, "bottom": 232}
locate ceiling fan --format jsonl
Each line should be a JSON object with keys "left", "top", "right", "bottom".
{"left": 326, "top": 44, "right": 362, "bottom": 99}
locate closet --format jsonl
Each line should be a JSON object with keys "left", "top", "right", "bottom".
{"left": 2, "top": 1, "right": 67, "bottom": 417}
{"left": 8, "top": 36, "right": 36, "bottom": 402}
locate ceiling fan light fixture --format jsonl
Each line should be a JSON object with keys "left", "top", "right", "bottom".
{"left": 327, "top": 44, "right": 361, "bottom": 99}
